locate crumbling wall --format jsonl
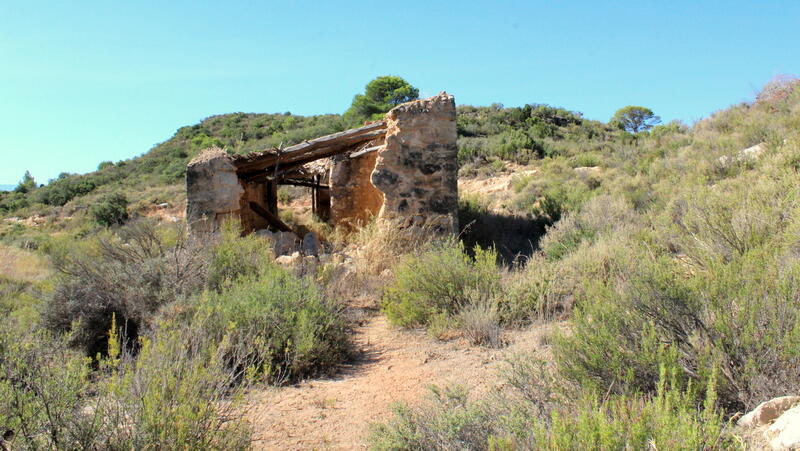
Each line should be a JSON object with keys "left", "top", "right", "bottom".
{"left": 372, "top": 92, "right": 459, "bottom": 233}
{"left": 186, "top": 148, "right": 243, "bottom": 233}
{"left": 186, "top": 93, "right": 459, "bottom": 236}
{"left": 330, "top": 141, "right": 385, "bottom": 227}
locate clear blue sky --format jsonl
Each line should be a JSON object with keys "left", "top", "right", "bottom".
{"left": 2, "top": 1, "right": 798, "bottom": 185}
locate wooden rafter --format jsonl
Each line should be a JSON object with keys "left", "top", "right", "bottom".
{"left": 233, "top": 121, "right": 387, "bottom": 177}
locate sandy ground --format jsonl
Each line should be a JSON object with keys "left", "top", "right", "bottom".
{"left": 245, "top": 310, "right": 557, "bottom": 450}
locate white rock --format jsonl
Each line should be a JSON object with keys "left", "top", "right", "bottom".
{"left": 767, "top": 405, "right": 800, "bottom": 450}
{"left": 739, "top": 396, "right": 800, "bottom": 428}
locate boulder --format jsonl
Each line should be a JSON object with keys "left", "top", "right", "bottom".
{"left": 302, "top": 232, "right": 320, "bottom": 257}
{"left": 767, "top": 405, "right": 800, "bottom": 450}
{"left": 739, "top": 396, "right": 800, "bottom": 428}
{"left": 275, "top": 252, "right": 301, "bottom": 267}
{"left": 273, "top": 231, "right": 300, "bottom": 256}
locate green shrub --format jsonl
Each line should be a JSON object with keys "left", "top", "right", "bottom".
{"left": 194, "top": 264, "right": 349, "bottom": 384}
{"left": 540, "top": 195, "right": 637, "bottom": 261}
{"left": 369, "top": 364, "right": 730, "bottom": 451}
{"left": 368, "top": 385, "right": 495, "bottom": 451}
{"left": 554, "top": 247, "right": 800, "bottom": 411}
{"left": 0, "top": 320, "right": 251, "bottom": 450}
{"left": 0, "top": 330, "right": 96, "bottom": 450}
{"left": 382, "top": 240, "right": 501, "bottom": 329}
{"left": 90, "top": 193, "right": 129, "bottom": 227}
{"left": 100, "top": 323, "right": 251, "bottom": 449}
{"left": 206, "top": 220, "right": 273, "bottom": 290}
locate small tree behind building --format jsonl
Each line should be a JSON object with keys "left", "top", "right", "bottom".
{"left": 611, "top": 106, "right": 661, "bottom": 133}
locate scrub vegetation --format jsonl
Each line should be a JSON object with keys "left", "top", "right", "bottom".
{"left": 1, "top": 75, "right": 799, "bottom": 449}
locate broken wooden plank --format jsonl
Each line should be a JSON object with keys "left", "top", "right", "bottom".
{"left": 349, "top": 145, "right": 383, "bottom": 159}
{"left": 279, "top": 178, "right": 330, "bottom": 189}
{"left": 248, "top": 201, "right": 293, "bottom": 233}
{"left": 233, "top": 121, "right": 387, "bottom": 174}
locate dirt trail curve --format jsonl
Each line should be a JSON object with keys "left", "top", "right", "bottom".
{"left": 246, "top": 312, "right": 553, "bottom": 450}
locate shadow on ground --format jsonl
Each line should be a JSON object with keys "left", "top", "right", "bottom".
{"left": 459, "top": 207, "right": 548, "bottom": 265}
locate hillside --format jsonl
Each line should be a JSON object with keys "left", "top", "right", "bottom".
{"left": 0, "top": 100, "right": 626, "bottom": 247}
{"left": 1, "top": 77, "right": 799, "bottom": 450}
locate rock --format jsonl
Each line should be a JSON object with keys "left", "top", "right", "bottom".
{"left": 739, "top": 396, "right": 800, "bottom": 428}
{"left": 301, "top": 232, "right": 320, "bottom": 257}
{"left": 302, "top": 255, "right": 319, "bottom": 274}
{"left": 767, "top": 405, "right": 800, "bottom": 450}
{"left": 273, "top": 231, "right": 299, "bottom": 256}
{"left": 741, "top": 142, "right": 767, "bottom": 160}
{"left": 254, "top": 229, "right": 274, "bottom": 240}
{"left": 275, "top": 252, "right": 301, "bottom": 267}
{"left": 574, "top": 166, "right": 601, "bottom": 176}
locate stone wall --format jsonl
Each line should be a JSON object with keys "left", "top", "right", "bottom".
{"left": 329, "top": 140, "right": 385, "bottom": 227}
{"left": 186, "top": 148, "right": 243, "bottom": 233}
{"left": 372, "top": 92, "right": 459, "bottom": 233}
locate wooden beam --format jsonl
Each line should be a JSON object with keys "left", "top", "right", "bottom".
{"left": 234, "top": 122, "right": 386, "bottom": 174}
{"left": 248, "top": 201, "right": 293, "bottom": 233}
{"left": 349, "top": 145, "right": 383, "bottom": 159}
{"left": 279, "top": 178, "right": 330, "bottom": 189}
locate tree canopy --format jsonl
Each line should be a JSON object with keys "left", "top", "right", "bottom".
{"left": 611, "top": 106, "right": 661, "bottom": 133}
{"left": 344, "top": 76, "right": 419, "bottom": 124}
{"left": 13, "top": 171, "right": 36, "bottom": 194}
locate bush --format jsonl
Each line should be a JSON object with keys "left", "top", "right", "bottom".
{"left": 206, "top": 220, "right": 273, "bottom": 290}
{"left": 0, "top": 321, "right": 251, "bottom": 450}
{"left": 193, "top": 263, "right": 349, "bottom": 384}
{"left": 42, "top": 221, "right": 207, "bottom": 356}
{"left": 368, "top": 385, "right": 495, "bottom": 451}
{"left": 99, "top": 323, "right": 251, "bottom": 449}
{"left": 369, "top": 362, "right": 731, "bottom": 450}
{"left": 381, "top": 239, "right": 501, "bottom": 329}
{"left": 554, "top": 247, "right": 800, "bottom": 412}
{"left": 90, "top": 193, "right": 129, "bottom": 227}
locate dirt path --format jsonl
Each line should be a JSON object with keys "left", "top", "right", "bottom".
{"left": 246, "top": 312, "right": 554, "bottom": 450}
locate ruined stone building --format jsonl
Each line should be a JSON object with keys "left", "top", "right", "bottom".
{"left": 186, "top": 92, "right": 458, "bottom": 236}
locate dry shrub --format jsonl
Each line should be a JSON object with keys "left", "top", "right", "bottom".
{"left": 349, "top": 218, "right": 433, "bottom": 276}
{"left": 42, "top": 220, "right": 208, "bottom": 356}
{"left": 0, "top": 244, "right": 50, "bottom": 282}
{"left": 756, "top": 74, "right": 800, "bottom": 105}
{"left": 458, "top": 295, "right": 502, "bottom": 347}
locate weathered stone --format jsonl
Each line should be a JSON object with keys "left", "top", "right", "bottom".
{"left": 273, "top": 232, "right": 299, "bottom": 256}
{"left": 373, "top": 92, "right": 459, "bottom": 233}
{"left": 255, "top": 229, "right": 274, "bottom": 240}
{"left": 186, "top": 148, "right": 243, "bottom": 233}
{"left": 275, "top": 251, "right": 301, "bottom": 267}
{"left": 301, "top": 232, "right": 320, "bottom": 256}
{"left": 739, "top": 396, "right": 800, "bottom": 428}
{"left": 767, "top": 405, "right": 800, "bottom": 450}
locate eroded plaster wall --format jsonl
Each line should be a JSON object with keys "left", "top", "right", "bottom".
{"left": 329, "top": 142, "right": 384, "bottom": 227}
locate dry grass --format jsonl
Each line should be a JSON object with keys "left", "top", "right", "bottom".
{"left": 0, "top": 244, "right": 50, "bottom": 281}
{"left": 348, "top": 218, "right": 434, "bottom": 276}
